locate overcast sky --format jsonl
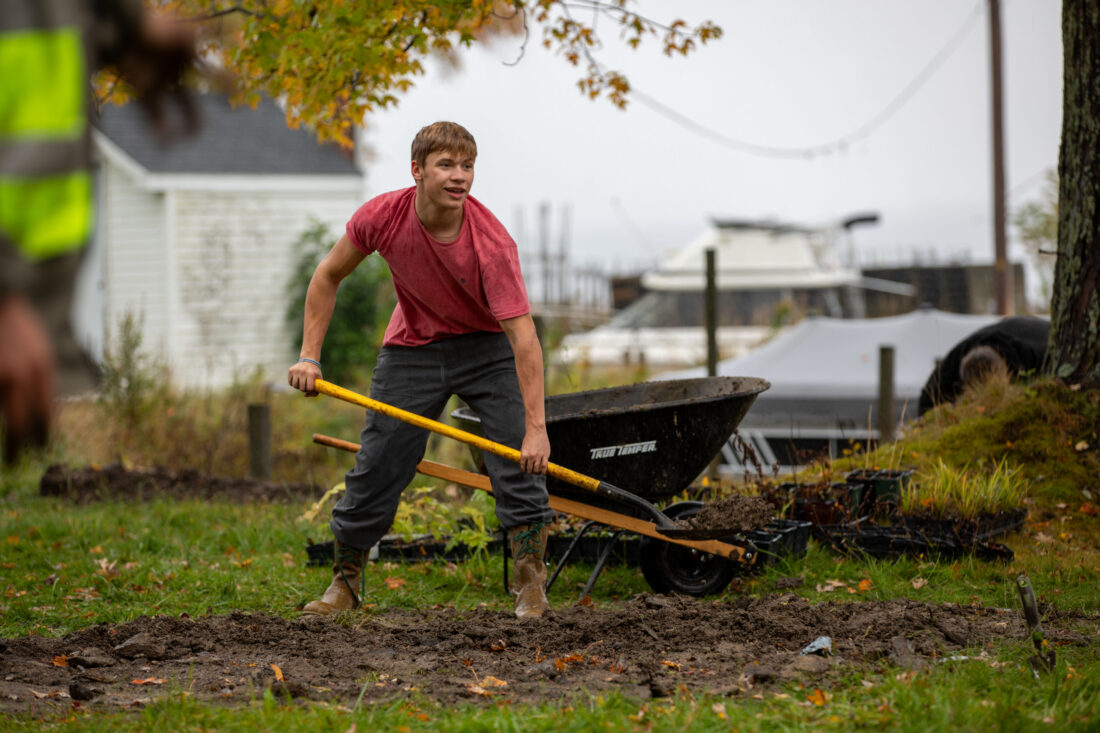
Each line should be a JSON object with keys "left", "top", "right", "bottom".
{"left": 356, "top": 0, "right": 1062, "bottom": 282}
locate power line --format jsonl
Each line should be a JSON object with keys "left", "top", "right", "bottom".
{"left": 628, "top": 2, "right": 985, "bottom": 160}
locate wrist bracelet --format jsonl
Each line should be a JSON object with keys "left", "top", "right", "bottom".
{"left": 298, "top": 357, "right": 321, "bottom": 370}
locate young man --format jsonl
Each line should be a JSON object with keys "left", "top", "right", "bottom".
{"left": 288, "top": 121, "right": 555, "bottom": 619}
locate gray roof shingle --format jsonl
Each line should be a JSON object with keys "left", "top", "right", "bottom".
{"left": 93, "top": 93, "right": 361, "bottom": 176}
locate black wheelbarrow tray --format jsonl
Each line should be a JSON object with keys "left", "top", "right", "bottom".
{"left": 311, "top": 376, "right": 774, "bottom": 594}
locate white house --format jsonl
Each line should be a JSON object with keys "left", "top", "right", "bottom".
{"left": 76, "top": 93, "right": 367, "bottom": 388}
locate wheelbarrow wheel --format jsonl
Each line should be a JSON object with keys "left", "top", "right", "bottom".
{"left": 638, "top": 501, "right": 738, "bottom": 597}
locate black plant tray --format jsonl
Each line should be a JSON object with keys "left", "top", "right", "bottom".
{"left": 305, "top": 535, "right": 505, "bottom": 566}
{"left": 845, "top": 468, "right": 914, "bottom": 503}
{"left": 899, "top": 508, "right": 1027, "bottom": 545}
{"left": 730, "top": 519, "right": 812, "bottom": 566}
{"left": 818, "top": 523, "right": 1014, "bottom": 563}
{"left": 547, "top": 532, "right": 641, "bottom": 567}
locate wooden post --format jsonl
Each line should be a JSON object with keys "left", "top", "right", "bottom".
{"left": 705, "top": 248, "right": 718, "bottom": 377}
{"left": 705, "top": 248, "right": 720, "bottom": 483}
{"left": 988, "top": 0, "right": 1010, "bottom": 315}
{"left": 248, "top": 403, "right": 272, "bottom": 480}
{"left": 877, "top": 346, "right": 896, "bottom": 445}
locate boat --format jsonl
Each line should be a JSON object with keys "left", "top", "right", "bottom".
{"left": 555, "top": 214, "right": 898, "bottom": 367}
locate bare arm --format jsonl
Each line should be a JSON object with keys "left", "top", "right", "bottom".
{"left": 499, "top": 314, "right": 549, "bottom": 475}
{"left": 287, "top": 234, "right": 365, "bottom": 394}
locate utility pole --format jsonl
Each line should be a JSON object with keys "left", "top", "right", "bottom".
{"left": 558, "top": 204, "right": 571, "bottom": 305}
{"left": 539, "top": 201, "right": 550, "bottom": 305}
{"left": 988, "top": 0, "right": 1010, "bottom": 315}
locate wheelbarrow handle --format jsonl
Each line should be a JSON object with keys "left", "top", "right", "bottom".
{"left": 313, "top": 379, "right": 679, "bottom": 532}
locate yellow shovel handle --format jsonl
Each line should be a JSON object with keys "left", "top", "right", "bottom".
{"left": 314, "top": 379, "right": 603, "bottom": 493}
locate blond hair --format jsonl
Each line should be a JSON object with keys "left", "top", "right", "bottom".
{"left": 411, "top": 121, "right": 477, "bottom": 167}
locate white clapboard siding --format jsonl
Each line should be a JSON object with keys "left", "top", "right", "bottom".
{"left": 98, "top": 159, "right": 170, "bottom": 359}
{"left": 169, "top": 189, "right": 359, "bottom": 387}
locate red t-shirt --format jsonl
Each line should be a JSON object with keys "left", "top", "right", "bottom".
{"left": 345, "top": 187, "right": 531, "bottom": 346}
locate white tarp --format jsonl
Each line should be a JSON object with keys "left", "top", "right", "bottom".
{"left": 659, "top": 308, "right": 1001, "bottom": 402}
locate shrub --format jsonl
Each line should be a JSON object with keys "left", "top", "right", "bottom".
{"left": 284, "top": 219, "right": 395, "bottom": 387}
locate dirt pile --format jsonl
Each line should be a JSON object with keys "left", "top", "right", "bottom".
{"left": 671, "top": 495, "right": 775, "bottom": 536}
{"left": 2, "top": 594, "right": 1079, "bottom": 713}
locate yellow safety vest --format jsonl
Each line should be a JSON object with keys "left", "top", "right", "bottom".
{"left": 0, "top": 2, "right": 93, "bottom": 262}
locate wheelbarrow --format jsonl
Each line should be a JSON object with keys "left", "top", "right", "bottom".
{"left": 311, "top": 376, "right": 774, "bottom": 597}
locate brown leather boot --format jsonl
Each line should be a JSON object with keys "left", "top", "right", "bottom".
{"left": 509, "top": 523, "right": 551, "bottom": 619}
{"left": 302, "top": 540, "right": 365, "bottom": 616}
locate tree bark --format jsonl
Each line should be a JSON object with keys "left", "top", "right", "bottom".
{"left": 1049, "top": 1, "right": 1100, "bottom": 384}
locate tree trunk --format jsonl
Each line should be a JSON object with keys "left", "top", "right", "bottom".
{"left": 1048, "top": 1, "right": 1100, "bottom": 384}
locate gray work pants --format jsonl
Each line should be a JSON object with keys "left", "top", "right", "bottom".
{"left": 330, "top": 331, "right": 554, "bottom": 551}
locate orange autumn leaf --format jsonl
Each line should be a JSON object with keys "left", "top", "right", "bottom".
{"left": 131, "top": 677, "right": 167, "bottom": 685}
{"left": 1081, "top": 503, "right": 1098, "bottom": 516}
{"left": 271, "top": 663, "right": 284, "bottom": 682}
{"left": 52, "top": 655, "right": 68, "bottom": 668}
{"left": 858, "top": 578, "right": 873, "bottom": 593}
{"left": 384, "top": 576, "right": 407, "bottom": 590}
{"left": 806, "top": 688, "right": 830, "bottom": 706}
{"left": 466, "top": 683, "right": 492, "bottom": 697}
{"left": 661, "top": 660, "right": 681, "bottom": 671}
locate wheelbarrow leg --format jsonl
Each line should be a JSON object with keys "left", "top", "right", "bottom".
{"left": 579, "top": 528, "right": 628, "bottom": 600}
{"left": 547, "top": 520, "right": 600, "bottom": 593}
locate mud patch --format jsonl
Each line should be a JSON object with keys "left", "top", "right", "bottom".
{"left": 1, "top": 595, "right": 1078, "bottom": 714}
{"left": 38, "top": 464, "right": 321, "bottom": 504}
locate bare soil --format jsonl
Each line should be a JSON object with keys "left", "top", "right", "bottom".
{"left": 38, "top": 463, "right": 322, "bottom": 504}
{"left": 2, "top": 594, "right": 1083, "bottom": 715}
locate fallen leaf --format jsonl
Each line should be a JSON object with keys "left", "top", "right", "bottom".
{"left": 270, "top": 663, "right": 284, "bottom": 682}
{"left": 131, "top": 678, "right": 167, "bottom": 685}
{"left": 1075, "top": 441, "right": 1089, "bottom": 452}
{"left": 712, "top": 702, "right": 727, "bottom": 719}
{"left": 31, "top": 689, "right": 66, "bottom": 699}
{"left": 490, "top": 640, "right": 507, "bottom": 652}
{"left": 806, "top": 688, "right": 831, "bottom": 706}
{"left": 480, "top": 675, "right": 508, "bottom": 688}
{"left": 661, "top": 660, "right": 681, "bottom": 671}
{"left": 857, "top": 578, "right": 873, "bottom": 592}
{"left": 52, "top": 656, "right": 68, "bottom": 668}
{"left": 911, "top": 577, "right": 928, "bottom": 590}
{"left": 96, "top": 558, "right": 119, "bottom": 579}
{"left": 384, "top": 576, "right": 407, "bottom": 590}
{"left": 1035, "top": 532, "right": 1054, "bottom": 545}
{"left": 1081, "top": 503, "right": 1097, "bottom": 516}
{"left": 89, "top": 546, "right": 103, "bottom": 555}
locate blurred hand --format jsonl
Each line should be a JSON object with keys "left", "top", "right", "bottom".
{"left": 116, "top": 10, "right": 202, "bottom": 136}
{"left": 0, "top": 297, "right": 55, "bottom": 462}
{"left": 288, "top": 360, "right": 321, "bottom": 396}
